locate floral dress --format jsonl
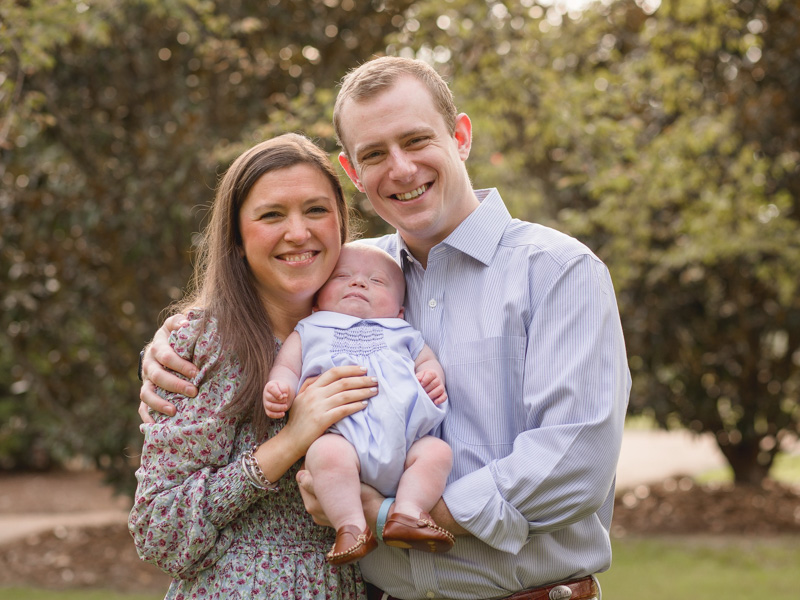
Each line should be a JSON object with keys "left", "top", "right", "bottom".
{"left": 129, "top": 310, "right": 366, "bottom": 600}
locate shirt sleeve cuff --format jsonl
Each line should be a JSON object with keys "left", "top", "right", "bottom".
{"left": 205, "top": 458, "right": 261, "bottom": 529}
{"left": 442, "top": 467, "right": 530, "bottom": 554}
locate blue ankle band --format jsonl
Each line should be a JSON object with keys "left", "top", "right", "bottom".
{"left": 376, "top": 497, "right": 395, "bottom": 542}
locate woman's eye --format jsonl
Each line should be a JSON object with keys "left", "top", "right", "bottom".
{"left": 308, "top": 206, "right": 329, "bottom": 214}
{"left": 261, "top": 211, "right": 282, "bottom": 219}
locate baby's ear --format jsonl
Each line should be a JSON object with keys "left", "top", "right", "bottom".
{"left": 312, "top": 305, "right": 320, "bottom": 313}
{"left": 397, "top": 306, "right": 405, "bottom": 319}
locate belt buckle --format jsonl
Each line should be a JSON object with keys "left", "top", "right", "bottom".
{"left": 548, "top": 585, "right": 573, "bottom": 600}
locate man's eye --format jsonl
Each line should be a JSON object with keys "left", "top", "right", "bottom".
{"left": 361, "top": 150, "right": 383, "bottom": 162}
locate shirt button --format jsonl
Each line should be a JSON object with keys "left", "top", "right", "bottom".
{"left": 426, "top": 593, "right": 435, "bottom": 599}
{"left": 428, "top": 299, "right": 437, "bottom": 308}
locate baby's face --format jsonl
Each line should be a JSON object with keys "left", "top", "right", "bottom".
{"left": 315, "top": 245, "right": 405, "bottom": 319}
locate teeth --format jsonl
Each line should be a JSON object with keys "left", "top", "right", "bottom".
{"left": 396, "top": 184, "right": 428, "bottom": 201}
{"left": 282, "top": 252, "right": 314, "bottom": 262}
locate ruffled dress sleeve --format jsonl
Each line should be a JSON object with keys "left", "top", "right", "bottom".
{"left": 128, "top": 310, "right": 262, "bottom": 579}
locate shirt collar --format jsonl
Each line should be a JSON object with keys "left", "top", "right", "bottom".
{"left": 441, "top": 188, "right": 510, "bottom": 266}
{"left": 397, "top": 238, "right": 416, "bottom": 268}
{"left": 393, "top": 188, "right": 511, "bottom": 268}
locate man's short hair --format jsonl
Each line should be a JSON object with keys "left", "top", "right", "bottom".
{"left": 333, "top": 56, "right": 457, "bottom": 158}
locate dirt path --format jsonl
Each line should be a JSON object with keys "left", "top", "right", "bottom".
{"left": 0, "top": 470, "right": 132, "bottom": 545}
{"left": 0, "top": 429, "right": 730, "bottom": 546}
{"left": 0, "top": 431, "right": 797, "bottom": 594}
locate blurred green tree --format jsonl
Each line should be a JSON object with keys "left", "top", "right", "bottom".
{"left": 0, "top": 0, "right": 411, "bottom": 490}
{"left": 395, "top": 0, "right": 799, "bottom": 485}
{"left": 2, "top": 0, "right": 798, "bottom": 491}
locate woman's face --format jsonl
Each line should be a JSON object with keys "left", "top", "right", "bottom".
{"left": 238, "top": 163, "right": 343, "bottom": 310}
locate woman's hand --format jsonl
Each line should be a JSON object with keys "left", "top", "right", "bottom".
{"left": 279, "top": 365, "right": 377, "bottom": 456}
{"left": 138, "top": 313, "right": 197, "bottom": 423}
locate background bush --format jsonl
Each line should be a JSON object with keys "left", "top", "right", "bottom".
{"left": 1, "top": 0, "right": 797, "bottom": 491}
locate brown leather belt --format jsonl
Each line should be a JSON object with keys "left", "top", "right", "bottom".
{"left": 504, "top": 576, "right": 598, "bottom": 600}
{"left": 365, "top": 575, "right": 599, "bottom": 600}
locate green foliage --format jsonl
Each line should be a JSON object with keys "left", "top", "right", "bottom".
{"left": 393, "top": 0, "right": 800, "bottom": 484}
{"left": 0, "top": 0, "right": 412, "bottom": 489}
{"left": 2, "top": 0, "right": 798, "bottom": 489}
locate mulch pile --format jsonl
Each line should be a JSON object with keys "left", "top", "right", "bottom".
{"left": 611, "top": 476, "right": 800, "bottom": 537}
{"left": 0, "top": 471, "right": 798, "bottom": 593}
{"left": 0, "top": 524, "right": 172, "bottom": 593}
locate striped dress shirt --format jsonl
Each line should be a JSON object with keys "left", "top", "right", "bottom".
{"left": 359, "top": 188, "right": 631, "bottom": 599}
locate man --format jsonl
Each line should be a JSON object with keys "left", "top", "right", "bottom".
{"left": 141, "top": 57, "right": 630, "bottom": 600}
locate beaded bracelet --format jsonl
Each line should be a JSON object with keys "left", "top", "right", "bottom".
{"left": 241, "top": 449, "right": 279, "bottom": 492}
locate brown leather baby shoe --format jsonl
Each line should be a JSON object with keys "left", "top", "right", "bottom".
{"left": 326, "top": 525, "right": 378, "bottom": 565}
{"left": 381, "top": 511, "right": 455, "bottom": 553}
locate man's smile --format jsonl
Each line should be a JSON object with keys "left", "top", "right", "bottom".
{"left": 391, "top": 183, "right": 431, "bottom": 201}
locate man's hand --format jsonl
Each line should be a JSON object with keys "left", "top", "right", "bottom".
{"left": 296, "top": 468, "right": 333, "bottom": 527}
{"left": 138, "top": 313, "right": 196, "bottom": 423}
{"left": 296, "top": 467, "right": 385, "bottom": 532}
{"left": 417, "top": 370, "right": 448, "bottom": 405}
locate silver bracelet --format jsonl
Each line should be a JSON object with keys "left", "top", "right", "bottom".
{"left": 240, "top": 449, "right": 279, "bottom": 492}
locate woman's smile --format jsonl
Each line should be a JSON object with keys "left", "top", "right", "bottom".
{"left": 277, "top": 250, "right": 320, "bottom": 264}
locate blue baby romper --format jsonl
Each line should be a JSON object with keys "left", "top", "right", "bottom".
{"left": 294, "top": 311, "right": 448, "bottom": 497}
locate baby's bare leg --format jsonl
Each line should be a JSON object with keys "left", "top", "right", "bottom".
{"left": 305, "top": 433, "right": 366, "bottom": 531}
{"left": 393, "top": 436, "right": 453, "bottom": 519}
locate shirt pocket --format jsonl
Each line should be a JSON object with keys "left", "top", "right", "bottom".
{"left": 442, "top": 336, "right": 527, "bottom": 447}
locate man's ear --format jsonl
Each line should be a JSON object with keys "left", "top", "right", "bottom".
{"left": 454, "top": 113, "right": 473, "bottom": 161}
{"left": 339, "top": 152, "right": 365, "bottom": 193}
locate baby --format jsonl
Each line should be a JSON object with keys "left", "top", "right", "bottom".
{"left": 263, "top": 243, "right": 454, "bottom": 565}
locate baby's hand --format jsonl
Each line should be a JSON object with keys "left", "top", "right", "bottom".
{"left": 417, "top": 370, "right": 447, "bottom": 405}
{"left": 263, "top": 380, "right": 293, "bottom": 419}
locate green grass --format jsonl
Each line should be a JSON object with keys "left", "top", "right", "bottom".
{"left": 4, "top": 420, "right": 797, "bottom": 600}
{"left": 6, "top": 536, "right": 800, "bottom": 600}
{"left": 599, "top": 536, "right": 800, "bottom": 599}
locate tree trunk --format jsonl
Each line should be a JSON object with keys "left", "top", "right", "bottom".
{"left": 718, "top": 439, "right": 773, "bottom": 486}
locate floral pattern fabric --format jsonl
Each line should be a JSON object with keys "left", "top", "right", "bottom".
{"left": 129, "top": 310, "right": 366, "bottom": 600}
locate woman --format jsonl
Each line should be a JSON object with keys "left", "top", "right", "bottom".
{"left": 129, "top": 133, "right": 377, "bottom": 599}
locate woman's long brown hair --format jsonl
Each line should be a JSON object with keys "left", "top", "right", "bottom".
{"left": 177, "top": 133, "right": 349, "bottom": 439}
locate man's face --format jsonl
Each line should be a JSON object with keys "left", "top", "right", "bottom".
{"left": 337, "top": 76, "right": 475, "bottom": 257}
